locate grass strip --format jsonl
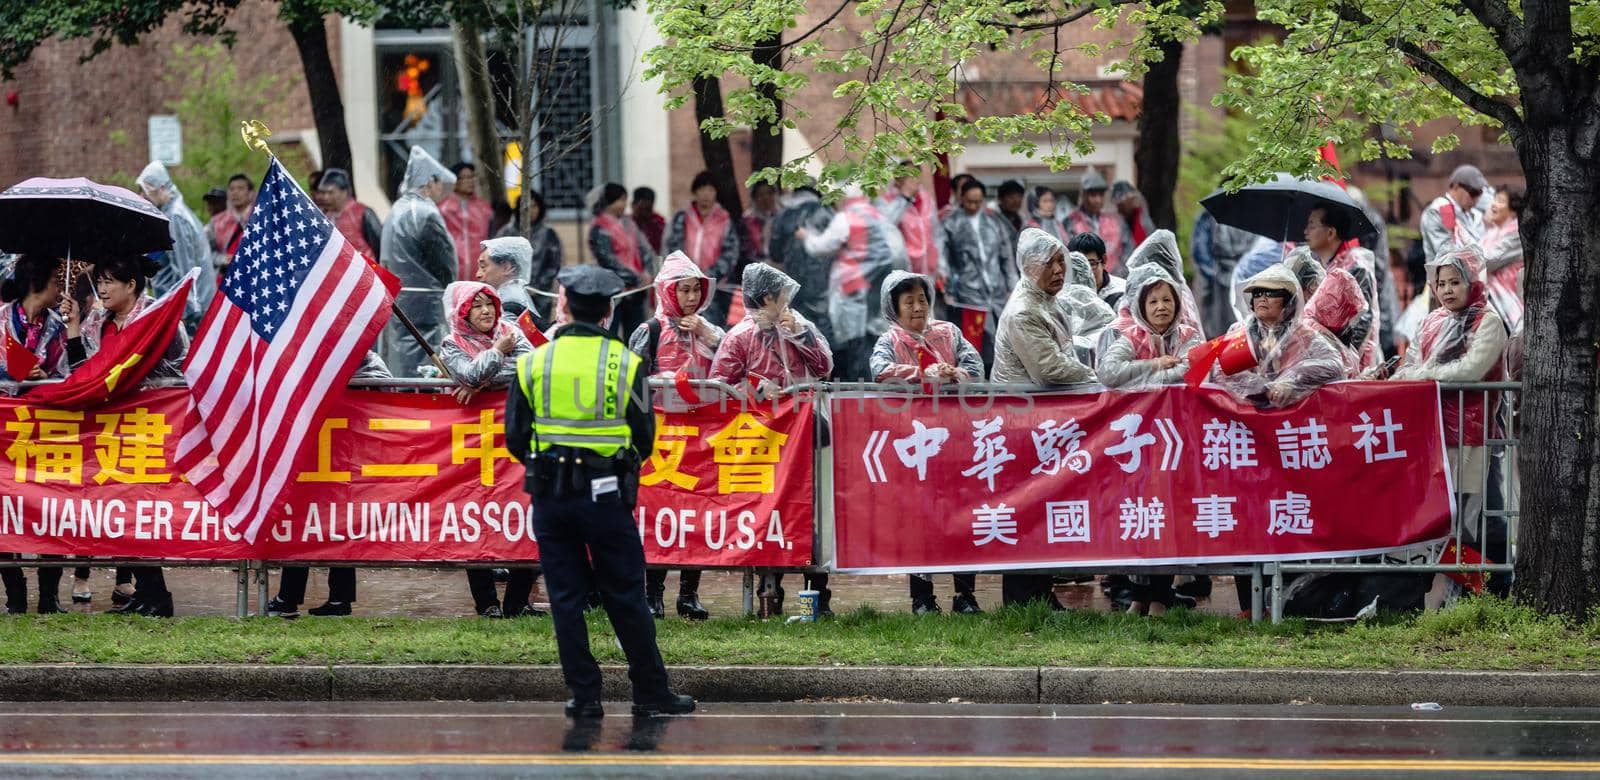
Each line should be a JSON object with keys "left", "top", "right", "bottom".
{"left": 2, "top": 598, "right": 1596, "bottom": 670}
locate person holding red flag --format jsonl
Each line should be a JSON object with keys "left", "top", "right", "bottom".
{"left": 628, "top": 251, "right": 725, "bottom": 621}
{"left": 59, "top": 254, "right": 187, "bottom": 617}
{"left": 0, "top": 254, "right": 69, "bottom": 615}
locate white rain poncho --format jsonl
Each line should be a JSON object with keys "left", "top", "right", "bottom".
{"left": 709, "top": 263, "right": 834, "bottom": 388}
{"left": 1212, "top": 263, "right": 1344, "bottom": 407}
{"left": 402, "top": 145, "right": 457, "bottom": 192}
{"left": 1062, "top": 250, "right": 1116, "bottom": 360}
{"left": 939, "top": 203, "right": 1015, "bottom": 334}
{"left": 1123, "top": 229, "right": 1204, "bottom": 338}
{"left": 135, "top": 160, "right": 217, "bottom": 324}
{"left": 1095, "top": 264, "right": 1204, "bottom": 389}
{"left": 1281, "top": 246, "right": 1326, "bottom": 298}
{"left": 991, "top": 228, "right": 1094, "bottom": 385}
{"left": 380, "top": 147, "right": 458, "bottom": 376}
{"left": 479, "top": 236, "right": 534, "bottom": 320}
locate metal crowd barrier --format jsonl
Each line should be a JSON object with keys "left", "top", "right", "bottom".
{"left": 4, "top": 378, "right": 1517, "bottom": 623}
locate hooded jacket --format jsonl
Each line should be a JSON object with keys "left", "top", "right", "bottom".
{"left": 1212, "top": 263, "right": 1344, "bottom": 407}
{"left": 709, "top": 263, "right": 833, "bottom": 387}
{"left": 1095, "top": 264, "right": 1203, "bottom": 389}
{"left": 1062, "top": 250, "right": 1116, "bottom": 361}
{"left": 479, "top": 237, "right": 535, "bottom": 320}
{"left": 990, "top": 229, "right": 1095, "bottom": 385}
{"left": 136, "top": 160, "right": 217, "bottom": 322}
{"left": 436, "top": 281, "right": 532, "bottom": 390}
{"left": 869, "top": 270, "right": 983, "bottom": 383}
{"left": 628, "top": 251, "right": 726, "bottom": 378}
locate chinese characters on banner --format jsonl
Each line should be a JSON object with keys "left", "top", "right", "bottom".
{"left": 831, "top": 382, "right": 1452, "bottom": 573}
{"left": 0, "top": 389, "right": 814, "bottom": 567}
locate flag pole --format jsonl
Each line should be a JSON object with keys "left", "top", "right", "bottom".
{"left": 240, "top": 121, "right": 457, "bottom": 382}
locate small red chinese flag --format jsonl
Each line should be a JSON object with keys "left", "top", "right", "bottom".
{"left": 3, "top": 328, "right": 40, "bottom": 381}
{"left": 1439, "top": 539, "right": 1487, "bottom": 594}
{"left": 673, "top": 368, "right": 703, "bottom": 405}
{"left": 1184, "top": 330, "right": 1257, "bottom": 389}
{"left": 916, "top": 347, "right": 938, "bottom": 371}
{"left": 516, "top": 310, "right": 549, "bottom": 348}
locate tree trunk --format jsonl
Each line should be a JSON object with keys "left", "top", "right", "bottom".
{"left": 693, "top": 76, "right": 744, "bottom": 219}
{"left": 452, "top": 21, "right": 507, "bottom": 211}
{"left": 1134, "top": 35, "right": 1183, "bottom": 231}
{"left": 750, "top": 35, "right": 785, "bottom": 177}
{"left": 1510, "top": 121, "right": 1600, "bottom": 621}
{"left": 287, "top": 15, "right": 352, "bottom": 177}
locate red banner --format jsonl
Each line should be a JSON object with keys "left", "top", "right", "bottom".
{"left": 830, "top": 383, "right": 1452, "bottom": 573}
{"left": 0, "top": 389, "right": 814, "bottom": 566}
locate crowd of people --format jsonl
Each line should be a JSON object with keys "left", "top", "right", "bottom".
{"left": 1, "top": 148, "right": 1521, "bottom": 618}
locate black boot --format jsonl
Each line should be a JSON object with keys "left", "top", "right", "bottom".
{"left": 758, "top": 585, "right": 785, "bottom": 618}
{"left": 646, "top": 571, "right": 666, "bottom": 620}
{"left": 676, "top": 594, "right": 709, "bottom": 621}
{"left": 816, "top": 588, "right": 834, "bottom": 618}
{"left": 133, "top": 594, "right": 174, "bottom": 618}
{"left": 37, "top": 595, "right": 66, "bottom": 615}
{"left": 911, "top": 596, "right": 941, "bottom": 615}
{"left": 647, "top": 593, "right": 665, "bottom": 620}
{"left": 951, "top": 592, "right": 983, "bottom": 615}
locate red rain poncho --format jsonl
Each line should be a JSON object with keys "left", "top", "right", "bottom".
{"left": 627, "top": 251, "right": 724, "bottom": 378}
{"left": 709, "top": 263, "right": 833, "bottom": 389}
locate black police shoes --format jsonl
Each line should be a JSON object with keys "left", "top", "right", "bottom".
{"left": 911, "top": 597, "right": 941, "bottom": 615}
{"left": 632, "top": 692, "right": 696, "bottom": 718}
{"left": 951, "top": 592, "right": 984, "bottom": 615}
{"left": 647, "top": 594, "right": 665, "bottom": 619}
{"left": 308, "top": 601, "right": 351, "bottom": 617}
{"left": 265, "top": 597, "right": 301, "bottom": 619}
{"left": 566, "top": 699, "right": 605, "bottom": 719}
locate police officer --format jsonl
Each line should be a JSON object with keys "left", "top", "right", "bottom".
{"left": 508, "top": 265, "right": 695, "bottom": 720}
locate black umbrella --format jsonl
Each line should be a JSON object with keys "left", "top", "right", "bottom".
{"left": 1200, "top": 173, "right": 1377, "bottom": 243}
{"left": 0, "top": 176, "right": 173, "bottom": 262}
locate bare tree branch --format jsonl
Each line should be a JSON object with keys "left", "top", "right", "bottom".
{"left": 995, "top": 0, "right": 1140, "bottom": 32}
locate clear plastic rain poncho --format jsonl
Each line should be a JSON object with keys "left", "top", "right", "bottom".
{"left": 479, "top": 236, "right": 535, "bottom": 320}
{"left": 380, "top": 146, "right": 459, "bottom": 376}
{"left": 990, "top": 228, "right": 1095, "bottom": 385}
{"left": 1122, "top": 229, "right": 1205, "bottom": 338}
{"left": 709, "top": 262, "right": 834, "bottom": 388}
{"left": 436, "top": 281, "right": 531, "bottom": 390}
{"left": 1095, "top": 264, "right": 1204, "bottom": 388}
{"left": 1394, "top": 247, "right": 1507, "bottom": 448}
{"left": 869, "top": 270, "right": 983, "bottom": 383}
{"left": 1062, "top": 250, "right": 1116, "bottom": 360}
{"left": 1302, "top": 266, "right": 1374, "bottom": 377}
{"left": 135, "top": 160, "right": 217, "bottom": 323}
{"left": 1212, "top": 263, "right": 1344, "bottom": 407}
{"left": 627, "top": 250, "right": 725, "bottom": 377}
{"left": 1322, "top": 243, "right": 1383, "bottom": 371}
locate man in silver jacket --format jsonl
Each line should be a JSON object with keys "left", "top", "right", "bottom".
{"left": 380, "top": 146, "right": 458, "bottom": 377}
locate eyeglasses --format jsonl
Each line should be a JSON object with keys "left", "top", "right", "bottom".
{"left": 1248, "top": 289, "right": 1291, "bottom": 301}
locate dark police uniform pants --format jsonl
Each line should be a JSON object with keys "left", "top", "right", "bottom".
{"left": 535, "top": 493, "right": 670, "bottom": 703}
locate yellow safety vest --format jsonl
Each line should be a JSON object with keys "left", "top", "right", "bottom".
{"left": 516, "top": 333, "right": 640, "bottom": 457}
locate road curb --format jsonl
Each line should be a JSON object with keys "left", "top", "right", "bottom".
{"left": 1, "top": 664, "right": 1596, "bottom": 706}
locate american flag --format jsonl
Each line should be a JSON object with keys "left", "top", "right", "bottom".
{"left": 175, "top": 159, "right": 393, "bottom": 542}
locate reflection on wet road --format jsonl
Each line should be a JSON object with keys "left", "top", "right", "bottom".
{"left": 3, "top": 702, "right": 1599, "bottom": 777}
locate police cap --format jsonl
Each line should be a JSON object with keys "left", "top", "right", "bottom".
{"left": 558, "top": 265, "right": 624, "bottom": 301}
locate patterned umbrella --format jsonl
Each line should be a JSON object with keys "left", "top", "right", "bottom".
{"left": 0, "top": 176, "right": 173, "bottom": 261}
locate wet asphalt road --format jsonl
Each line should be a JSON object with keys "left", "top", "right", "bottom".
{"left": 2, "top": 702, "right": 1598, "bottom": 778}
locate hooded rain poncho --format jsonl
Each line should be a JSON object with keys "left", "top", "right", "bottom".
{"left": 869, "top": 270, "right": 983, "bottom": 383}
{"left": 767, "top": 190, "right": 837, "bottom": 341}
{"left": 479, "top": 236, "right": 535, "bottom": 320}
{"left": 1394, "top": 248, "right": 1506, "bottom": 456}
{"left": 709, "top": 263, "right": 833, "bottom": 387}
{"left": 628, "top": 251, "right": 725, "bottom": 378}
{"left": 436, "top": 281, "right": 532, "bottom": 389}
{"left": 1122, "top": 229, "right": 1204, "bottom": 338}
{"left": 136, "top": 161, "right": 217, "bottom": 324}
{"left": 1062, "top": 250, "right": 1116, "bottom": 360}
{"left": 1095, "top": 264, "right": 1203, "bottom": 389}
{"left": 381, "top": 147, "right": 460, "bottom": 376}
{"left": 990, "top": 229, "right": 1095, "bottom": 385}
{"left": 1212, "top": 263, "right": 1344, "bottom": 407}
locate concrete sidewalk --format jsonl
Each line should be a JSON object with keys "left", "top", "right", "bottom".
{"left": 2, "top": 664, "right": 1596, "bottom": 707}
